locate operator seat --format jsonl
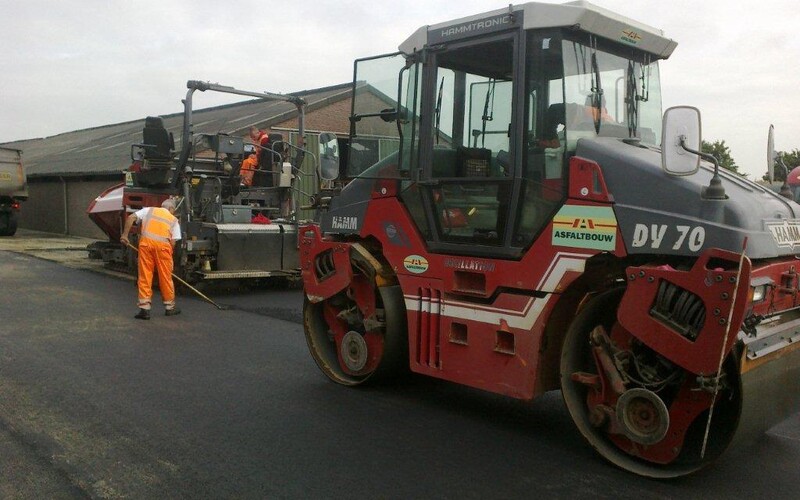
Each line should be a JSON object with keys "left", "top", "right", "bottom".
{"left": 456, "top": 146, "right": 492, "bottom": 177}
{"left": 542, "top": 103, "right": 566, "bottom": 144}
{"left": 142, "top": 116, "right": 174, "bottom": 160}
{"left": 254, "top": 133, "right": 285, "bottom": 188}
{"left": 268, "top": 132, "right": 285, "bottom": 149}
{"left": 224, "top": 156, "right": 241, "bottom": 198}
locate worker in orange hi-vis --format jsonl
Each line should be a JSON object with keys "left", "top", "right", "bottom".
{"left": 240, "top": 152, "right": 258, "bottom": 187}
{"left": 249, "top": 125, "right": 271, "bottom": 150}
{"left": 249, "top": 125, "right": 277, "bottom": 187}
{"left": 120, "top": 198, "right": 182, "bottom": 320}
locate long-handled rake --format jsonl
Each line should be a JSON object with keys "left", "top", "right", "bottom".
{"left": 124, "top": 241, "right": 230, "bottom": 311}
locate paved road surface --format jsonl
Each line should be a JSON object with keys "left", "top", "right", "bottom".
{"left": 1, "top": 235, "right": 799, "bottom": 498}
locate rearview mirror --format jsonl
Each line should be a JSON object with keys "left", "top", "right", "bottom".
{"left": 767, "top": 124, "right": 776, "bottom": 183}
{"left": 318, "top": 132, "right": 340, "bottom": 181}
{"left": 379, "top": 107, "right": 398, "bottom": 122}
{"left": 661, "top": 106, "right": 701, "bottom": 176}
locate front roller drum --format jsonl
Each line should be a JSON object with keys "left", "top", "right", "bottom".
{"left": 304, "top": 285, "right": 408, "bottom": 386}
{"left": 560, "top": 289, "right": 748, "bottom": 478}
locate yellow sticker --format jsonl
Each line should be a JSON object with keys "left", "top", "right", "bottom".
{"left": 403, "top": 254, "right": 429, "bottom": 274}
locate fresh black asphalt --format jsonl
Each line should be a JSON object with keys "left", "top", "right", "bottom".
{"left": 1, "top": 250, "right": 799, "bottom": 498}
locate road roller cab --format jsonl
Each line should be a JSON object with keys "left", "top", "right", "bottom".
{"left": 300, "top": 1, "right": 800, "bottom": 477}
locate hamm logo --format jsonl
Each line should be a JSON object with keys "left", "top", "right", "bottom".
{"left": 403, "top": 255, "right": 429, "bottom": 274}
{"left": 767, "top": 220, "right": 800, "bottom": 249}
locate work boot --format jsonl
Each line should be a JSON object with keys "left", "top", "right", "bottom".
{"left": 165, "top": 307, "right": 181, "bottom": 317}
{"left": 135, "top": 308, "right": 151, "bottom": 320}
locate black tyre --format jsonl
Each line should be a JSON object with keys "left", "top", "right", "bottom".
{"left": 0, "top": 211, "right": 17, "bottom": 236}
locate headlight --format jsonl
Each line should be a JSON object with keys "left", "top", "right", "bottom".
{"left": 750, "top": 277, "right": 773, "bottom": 303}
{"left": 751, "top": 285, "right": 767, "bottom": 303}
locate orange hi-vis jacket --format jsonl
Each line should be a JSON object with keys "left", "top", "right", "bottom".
{"left": 137, "top": 207, "right": 179, "bottom": 309}
{"left": 141, "top": 207, "right": 178, "bottom": 244}
{"left": 255, "top": 131, "right": 270, "bottom": 148}
{"left": 240, "top": 154, "right": 258, "bottom": 187}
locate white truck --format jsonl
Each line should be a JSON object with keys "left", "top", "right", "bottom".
{"left": 0, "top": 147, "right": 28, "bottom": 236}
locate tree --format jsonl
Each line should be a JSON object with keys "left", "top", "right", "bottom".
{"left": 781, "top": 149, "right": 800, "bottom": 168}
{"left": 701, "top": 140, "right": 741, "bottom": 176}
{"left": 778, "top": 149, "right": 800, "bottom": 181}
{"left": 761, "top": 149, "right": 800, "bottom": 182}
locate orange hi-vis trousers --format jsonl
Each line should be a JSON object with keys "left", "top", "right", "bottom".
{"left": 137, "top": 238, "right": 175, "bottom": 310}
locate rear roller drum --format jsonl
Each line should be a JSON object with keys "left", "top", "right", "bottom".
{"left": 304, "top": 284, "right": 407, "bottom": 386}
{"left": 560, "top": 288, "right": 741, "bottom": 478}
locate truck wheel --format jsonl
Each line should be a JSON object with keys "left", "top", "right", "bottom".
{"left": 560, "top": 288, "right": 740, "bottom": 478}
{"left": 0, "top": 212, "right": 17, "bottom": 236}
{"left": 304, "top": 283, "right": 407, "bottom": 386}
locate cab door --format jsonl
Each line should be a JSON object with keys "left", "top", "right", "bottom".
{"left": 346, "top": 52, "right": 417, "bottom": 179}
{"left": 412, "top": 34, "right": 523, "bottom": 258}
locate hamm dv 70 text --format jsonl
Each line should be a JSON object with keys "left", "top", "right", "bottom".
{"left": 300, "top": 1, "right": 800, "bottom": 477}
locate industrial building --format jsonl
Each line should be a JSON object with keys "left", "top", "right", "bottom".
{"left": 1, "top": 83, "right": 356, "bottom": 238}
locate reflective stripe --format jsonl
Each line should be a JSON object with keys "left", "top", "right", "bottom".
{"left": 149, "top": 214, "right": 174, "bottom": 225}
{"left": 141, "top": 231, "right": 170, "bottom": 243}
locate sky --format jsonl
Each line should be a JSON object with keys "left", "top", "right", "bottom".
{"left": 1, "top": 0, "right": 798, "bottom": 179}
